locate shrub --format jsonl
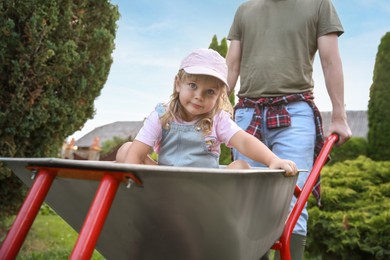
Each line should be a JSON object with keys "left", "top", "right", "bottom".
{"left": 0, "top": 0, "right": 119, "bottom": 221}
{"left": 329, "top": 137, "right": 368, "bottom": 164}
{"left": 306, "top": 156, "right": 390, "bottom": 259}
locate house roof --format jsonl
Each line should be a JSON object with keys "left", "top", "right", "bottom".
{"left": 75, "top": 121, "right": 144, "bottom": 147}
{"left": 75, "top": 111, "right": 368, "bottom": 147}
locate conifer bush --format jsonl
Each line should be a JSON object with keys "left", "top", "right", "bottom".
{"left": 306, "top": 156, "right": 390, "bottom": 259}
{"left": 368, "top": 32, "right": 390, "bottom": 161}
{"left": 0, "top": 0, "right": 119, "bottom": 222}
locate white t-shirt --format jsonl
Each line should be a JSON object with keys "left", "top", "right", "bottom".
{"left": 135, "top": 109, "right": 242, "bottom": 156}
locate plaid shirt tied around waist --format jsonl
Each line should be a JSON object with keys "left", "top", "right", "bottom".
{"left": 234, "top": 92, "right": 328, "bottom": 206}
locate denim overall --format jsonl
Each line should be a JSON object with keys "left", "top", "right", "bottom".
{"left": 155, "top": 104, "right": 219, "bottom": 168}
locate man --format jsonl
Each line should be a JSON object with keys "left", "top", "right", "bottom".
{"left": 226, "top": 0, "right": 352, "bottom": 259}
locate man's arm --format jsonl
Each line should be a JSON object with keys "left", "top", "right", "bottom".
{"left": 226, "top": 40, "right": 242, "bottom": 96}
{"left": 318, "top": 33, "right": 352, "bottom": 145}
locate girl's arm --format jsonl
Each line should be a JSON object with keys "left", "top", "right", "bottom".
{"left": 229, "top": 130, "right": 297, "bottom": 175}
{"left": 116, "top": 140, "right": 153, "bottom": 164}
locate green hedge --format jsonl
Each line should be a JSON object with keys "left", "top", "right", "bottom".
{"left": 306, "top": 156, "right": 390, "bottom": 259}
{"left": 329, "top": 137, "right": 368, "bottom": 164}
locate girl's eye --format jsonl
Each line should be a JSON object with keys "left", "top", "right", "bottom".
{"left": 207, "top": 89, "right": 216, "bottom": 95}
{"left": 188, "top": 83, "right": 197, "bottom": 89}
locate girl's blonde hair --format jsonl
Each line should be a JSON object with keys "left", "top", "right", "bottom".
{"left": 160, "top": 69, "right": 233, "bottom": 135}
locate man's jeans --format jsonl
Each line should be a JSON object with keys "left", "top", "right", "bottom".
{"left": 233, "top": 101, "right": 316, "bottom": 236}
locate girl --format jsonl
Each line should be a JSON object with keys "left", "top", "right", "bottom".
{"left": 116, "top": 48, "right": 297, "bottom": 175}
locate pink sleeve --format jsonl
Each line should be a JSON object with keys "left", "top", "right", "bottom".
{"left": 215, "top": 111, "right": 242, "bottom": 148}
{"left": 135, "top": 110, "right": 162, "bottom": 151}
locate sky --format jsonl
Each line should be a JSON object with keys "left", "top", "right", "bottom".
{"left": 71, "top": 0, "right": 390, "bottom": 140}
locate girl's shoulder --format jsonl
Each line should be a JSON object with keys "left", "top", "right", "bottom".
{"left": 213, "top": 109, "right": 233, "bottom": 122}
{"left": 155, "top": 103, "right": 167, "bottom": 116}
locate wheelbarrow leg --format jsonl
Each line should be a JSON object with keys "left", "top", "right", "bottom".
{"left": 0, "top": 169, "right": 55, "bottom": 259}
{"left": 280, "top": 245, "right": 291, "bottom": 260}
{"left": 70, "top": 173, "right": 120, "bottom": 260}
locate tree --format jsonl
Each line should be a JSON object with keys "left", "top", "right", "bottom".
{"left": 367, "top": 32, "right": 390, "bottom": 161}
{"left": 208, "top": 35, "right": 235, "bottom": 165}
{"left": 0, "top": 0, "right": 119, "bottom": 221}
{"left": 209, "top": 35, "right": 228, "bottom": 57}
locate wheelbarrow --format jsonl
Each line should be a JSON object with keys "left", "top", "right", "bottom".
{"left": 0, "top": 134, "right": 338, "bottom": 259}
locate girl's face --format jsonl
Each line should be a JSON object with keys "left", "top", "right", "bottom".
{"left": 175, "top": 75, "right": 222, "bottom": 122}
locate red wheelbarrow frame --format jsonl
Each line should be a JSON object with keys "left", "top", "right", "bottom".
{"left": 0, "top": 134, "right": 338, "bottom": 260}
{"left": 271, "top": 134, "right": 338, "bottom": 259}
{"left": 0, "top": 167, "right": 142, "bottom": 260}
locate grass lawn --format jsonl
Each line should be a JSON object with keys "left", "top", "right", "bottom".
{"left": 2, "top": 209, "right": 104, "bottom": 260}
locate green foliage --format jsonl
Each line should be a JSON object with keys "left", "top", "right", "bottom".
{"left": 306, "top": 156, "right": 390, "bottom": 259}
{"left": 101, "top": 136, "right": 132, "bottom": 157}
{"left": 329, "top": 137, "right": 367, "bottom": 164}
{"left": 150, "top": 152, "right": 158, "bottom": 162}
{"left": 0, "top": 174, "right": 27, "bottom": 229}
{"left": 0, "top": 0, "right": 119, "bottom": 221}
{"left": 368, "top": 32, "right": 390, "bottom": 161}
{"left": 39, "top": 203, "right": 56, "bottom": 216}
{"left": 209, "top": 35, "right": 228, "bottom": 57}
{"left": 2, "top": 212, "right": 103, "bottom": 259}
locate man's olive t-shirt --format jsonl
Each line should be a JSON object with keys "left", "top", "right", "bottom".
{"left": 228, "top": 0, "right": 343, "bottom": 97}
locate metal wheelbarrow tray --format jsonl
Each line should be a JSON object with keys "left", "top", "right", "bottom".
{"left": 0, "top": 134, "right": 338, "bottom": 260}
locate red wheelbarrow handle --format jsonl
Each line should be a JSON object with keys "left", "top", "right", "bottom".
{"left": 272, "top": 133, "right": 339, "bottom": 260}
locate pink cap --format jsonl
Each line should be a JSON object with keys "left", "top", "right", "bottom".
{"left": 180, "top": 48, "right": 229, "bottom": 90}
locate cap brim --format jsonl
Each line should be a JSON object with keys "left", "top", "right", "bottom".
{"left": 183, "top": 66, "right": 230, "bottom": 91}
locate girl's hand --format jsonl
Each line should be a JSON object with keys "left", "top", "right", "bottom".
{"left": 269, "top": 158, "right": 298, "bottom": 176}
